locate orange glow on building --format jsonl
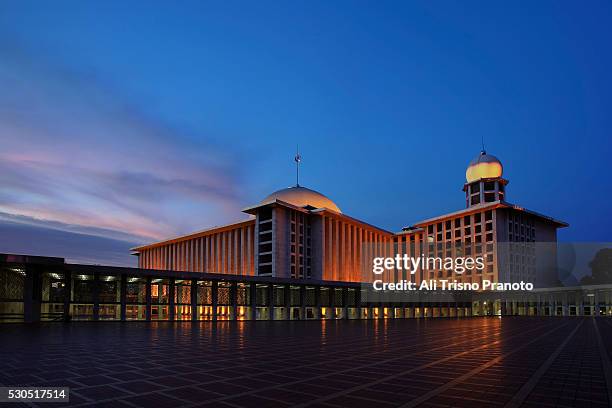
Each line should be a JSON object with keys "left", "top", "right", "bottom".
{"left": 132, "top": 151, "right": 567, "bottom": 288}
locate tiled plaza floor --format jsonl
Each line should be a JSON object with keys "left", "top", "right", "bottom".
{"left": 0, "top": 317, "right": 610, "bottom": 407}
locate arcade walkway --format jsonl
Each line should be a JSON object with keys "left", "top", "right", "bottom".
{"left": 0, "top": 317, "right": 610, "bottom": 407}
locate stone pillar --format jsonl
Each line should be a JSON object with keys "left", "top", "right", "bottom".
{"left": 268, "top": 283, "right": 274, "bottom": 320}
{"left": 355, "top": 287, "right": 362, "bottom": 319}
{"left": 211, "top": 280, "right": 218, "bottom": 321}
{"left": 342, "top": 287, "right": 349, "bottom": 320}
{"left": 92, "top": 272, "right": 100, "bottom": 321}
{"left": 191, "top": 279, "right": 198, "bottom": 321}
{"left": 120, "top": 274, "right": 127, "bottom": 321}
{"left": 230, "top": 281, "right": 238, "bottom": 320}
{"left": 63, "top": 270, "right": 72, "bottom": 322}
{"left": 145, "top": 276, "right": 152, "bottom": 321}
{"left": 329, "top": 288, "right": 335, "bottom": 319}
{"left": 168, "top": 278, "right": 176, "bottom": 321}
{"left": 315, "top": 286, "right": 321, "bottom": 319}
{"left": 300, "top": 285, "right": 306, "bottom": 320}
{"left": 284, "top": 284, "right": 291, "bottom": 320}
{"left": 250, "top": 282, "right": 257, "bottom": 320}
{"left": 23, "top": 266, "right": 41, "bottom": 323}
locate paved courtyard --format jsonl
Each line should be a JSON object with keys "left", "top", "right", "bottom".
{"left": 0, "top": 317, "right": 611, "bottom": 408}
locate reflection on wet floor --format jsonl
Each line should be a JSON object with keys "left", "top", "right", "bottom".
{"left": 0, "top": 317, "right": 610, "bottom": 407}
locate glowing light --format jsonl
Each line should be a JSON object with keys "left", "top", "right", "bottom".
{"left": 466, "top": 161, "right": 503, "bottom": 183}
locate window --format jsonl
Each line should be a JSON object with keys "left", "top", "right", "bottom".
{"left": 259, "top": 209, "right": 272, "bottom": 221}
{"left": 259, "top": 254, "right": 272, "bottom": 264}
{"left": 258, "top": 264, "right": 272, "bottom": 275}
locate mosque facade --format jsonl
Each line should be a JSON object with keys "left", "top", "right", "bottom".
{"left": 133, "top": 151, "right": 567, "bottom": 288}
{"left": 6, "top": 152, "right": 612, "bottom": 323}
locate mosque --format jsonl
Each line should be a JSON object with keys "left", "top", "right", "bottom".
{"left": 133, "top": 150, "right": 567, "bottom": 289}
{"left": 7, "top": 150, "right": 610, "bottom": 323}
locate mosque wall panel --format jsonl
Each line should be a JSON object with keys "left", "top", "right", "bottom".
{"left": 318, "top": 214, "right": 393, "bottom": 282}
{"left": 136, "top": 221, "right": 256, "bottom": 277}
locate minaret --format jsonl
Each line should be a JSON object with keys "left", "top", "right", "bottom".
{"left": 463, "top": 150, "right": 507, "bottom": 207}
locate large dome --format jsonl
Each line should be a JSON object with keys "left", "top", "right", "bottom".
{"left": 260, "top": 186, "right": 341, "bottom": 213}
{"left": 466, "top": 151, "right": 503, "bottom": 183}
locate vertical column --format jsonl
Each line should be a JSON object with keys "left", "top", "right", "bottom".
{"left": 211, "top": 281, "right": 218, "bottom": 321}
{"left": 355, "top": 286, "right": 361, "bottom": 318}
{"left": 268, "top": 283, "right": 274, "bottom": 320}
{"left": 250, "top": 282, "right": 257, "bottom": 320}
{"left": 120, "top": 274, "right": 127, "bottom": 321}
{"left": 342, "top": 287, "right": 349, "bottom": 320}
{"left": 339, "top": 223, "right": 345, "bottom": 281}
{"left": 300, "top": 285, "right": 306, "bottom": 320}
{"left": 315, "top": 286, "right": 321, "bottom": 319}
{"left": 234, "top": 231, "right": 239, "bottom": 275}
{"left": 169, "top": 278, "right": 175, "bottom": 321}
{"left": 334, "top": 220, "right": 340, "bottom": 281}
{"left": 92, "top": 272, "right": 100, "bottom": 321}
{"left": 145, "top": 277, "right": 152, "bottom": 321}
{"left": 284, "top": 284, "right": 291, "bottom": 320}
{"left": 23, "top": 266, "right": 41, "bottom": 323}
{"left": 191, "top": 279, "right": 198, "bottom": 321}
{"left": 63, "top": 270, "right": 72, "bottom": 322}
{"left": 230, "top": 281, "right": 238, "bottom": 320}
{"left": 329, "top": 287, "right": 335, "bottom": 319}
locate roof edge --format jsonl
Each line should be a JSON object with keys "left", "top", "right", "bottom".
{"left": 131, "top": 219, "right": 256, "bottom": 252}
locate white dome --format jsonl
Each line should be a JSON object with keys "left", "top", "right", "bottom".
{"left": 261, "top": 186, "right": 341, "bottom": 213}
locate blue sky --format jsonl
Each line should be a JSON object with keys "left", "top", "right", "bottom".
{"left": 0, "top": 1, "right": 610, "bottom": 265}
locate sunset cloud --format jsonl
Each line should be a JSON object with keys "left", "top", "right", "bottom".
{"left": 0, "top": 42, "right": 246, "bottom": 259}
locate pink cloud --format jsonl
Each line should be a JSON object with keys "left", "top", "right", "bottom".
{"left": 0, "top": 44, "right": 247, "bottom": 245}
